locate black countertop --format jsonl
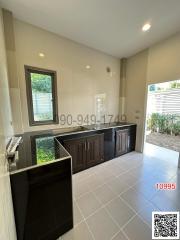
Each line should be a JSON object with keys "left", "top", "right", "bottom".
{"left": 8, "top": 122, "right": 136, "bottom": 174}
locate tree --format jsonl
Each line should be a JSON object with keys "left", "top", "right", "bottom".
{"left": 170, "top": 81, "right": 180, "bottom": 89}
{"left": 31, "top": 73, "right": 52, "bottom": 93}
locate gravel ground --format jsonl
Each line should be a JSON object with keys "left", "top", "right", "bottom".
{"left": 146, "top": 132, "right": 180, "bottom": 152}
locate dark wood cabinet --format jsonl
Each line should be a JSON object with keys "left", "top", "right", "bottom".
{"left": 64, "top": 134, "right": 104, "bottom": 173}
{"left": 115, "top": 129, "right": 129, "bottom": 156}
{"left": 86, "top": 134, "right": 104, "bottom": 168}
{"left": 128, "top": 125, "right": 136, "bottom": 152}
{"left": 56, "top": 124, "right": 136, "bottom": 172}
{"left": 64, "top": 138, "right": 86, "bottom": 173}
{"left": 10, "top": 158, "right": 73, "bottom": 240}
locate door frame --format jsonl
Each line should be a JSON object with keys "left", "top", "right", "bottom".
{"left": 142, "top": 79, "right": 180, "bottom": 153}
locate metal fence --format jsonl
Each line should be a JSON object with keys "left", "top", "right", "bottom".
{"left": 147, "top": 89, "right": 180, "bottom": 115}
{"left": 32, "top": 92, "right": 52, "bottom": 115}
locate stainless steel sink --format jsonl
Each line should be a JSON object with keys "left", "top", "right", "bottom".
{"left": 66, "top": 126, "right": 88, "bottom": 132}
{"left": 93, "top": 122, "right": 129, "bottom": 130}
{"left": 52, "top": 126, "right": 88, "bottom": 134}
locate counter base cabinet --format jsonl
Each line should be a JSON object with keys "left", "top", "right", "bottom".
{"left": 86, "top": 134, "right": 104, "bottom": 168}
{"left": 64, "top": 134, "right": 104, "bottom": 173}
{"left": 115, "top": 125, "right": 136, "bottom": 157}
{"left": 115, "top": 129, "right": 129, "bottom": 156}
{"left": 59, "top": 124, "right": 136, "bottom": 173}
{"left": 64, "top": 138, "right": 86, "bottom": 173}
{"left": 10, "top": 158, "right": 73, "bottom": 240}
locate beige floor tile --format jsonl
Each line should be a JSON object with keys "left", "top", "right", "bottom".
{"left": 62, "top": 222, "right": 93, "bottom": 240}
{"left": 138, "top": 201, "right": 159, "bottom": 227}
{"left": 123, "top": 215, "right": 152, "bottom": 240}
{"left": 106, "top": 197, "right": 135, "bottom": 228}
{"left": 86, "top": 208, "right": 119, "bottom": 240}
{"left": 73, "top": 201, "right": 84, "bottom": 226}
{"left": 76, "top": 192, "right": 101, "bottom": 218}
{"left": 93, "top": 184, "right": 116, "bottom": 205}
{"left": 112, "top": 230, "right": 129, "bottom": 240}
{"left": 107, "top": 177, "right": 129, "bottom": 195}
{"left": 121, "top": 187, "right": 150, "bottom": 213}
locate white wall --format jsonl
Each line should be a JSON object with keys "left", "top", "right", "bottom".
{"left": 125, "top": 31, "right": 180, "bottom": 152}
{"left": 125, "top": 50, "right": 148, "bottom": 152}
{"left": 0, "top": 8, "right": 16, "bottom": 240}
{"left": 14, "top": 20, "right": 120, "bottom": 133}
{"left": 147, "top": 32, "right": 180, "bottom": 84}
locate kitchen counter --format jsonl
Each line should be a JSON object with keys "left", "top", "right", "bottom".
{"left": 8, "top": 122, "right": 136, "bottom": 174}
{"left": 8, "top": 134, "right": 71, "bottom": 174}
{"left": 10, "top": 135, "right": 73, "bottom": 240}
{"left": 9, "top": 122, "right": 136, "bottom": 240}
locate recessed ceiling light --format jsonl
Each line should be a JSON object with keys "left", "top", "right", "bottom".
{"left": 39, "top": 52, "right": 45, "bottom": 58}
{"left": 142, "top": 23, "right": 151, "bottom": 32}
{"left": 85, "top": 65, "right": 91, "bottom": 69}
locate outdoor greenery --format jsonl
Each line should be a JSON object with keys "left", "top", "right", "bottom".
{"left": 170, "top": 81, "right": 180, "bottom": 89}
{"left": 36, "top": 137, "right": 55, "bottom": 164}
{"left": 149, "top": 80, "right": 180, "bottom": 92}
{"left": 31, "top": 73, "right": 52, "bottom": 93}
{"left": 147, "top": 113, "right": 180, "bottom": 136}
{"left": 31, "top": 73, "right": 53, "bottom": 121}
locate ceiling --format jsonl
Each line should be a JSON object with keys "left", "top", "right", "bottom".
{"left": 1, "top": 0, "right": 180, "bottom": 58}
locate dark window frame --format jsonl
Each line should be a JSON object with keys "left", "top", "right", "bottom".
{"left": 25, "top": 65, "right": 59, "bottom": 126}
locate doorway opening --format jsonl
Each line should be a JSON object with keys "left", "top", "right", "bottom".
{"left": 144, "top": 80, "right": 180, "bottom": 160}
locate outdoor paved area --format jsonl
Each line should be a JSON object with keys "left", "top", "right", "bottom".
{"left": 146, "top": 132, "right": 180, "bottom": 152}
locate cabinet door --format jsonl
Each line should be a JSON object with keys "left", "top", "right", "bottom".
{"left": 86, "top": 134, "right": 104, "bottom": 168}
{"left": 115, "top": 129, "right": 128, "bottom": 156}
{"left": 128, "top": 125, "right": 136, "bottom": 151}
{"left": 64, "top": 138, "right": 86, "bottom": 173}
{"left": 11, "top": 159, "right": 73, "bottom": 240}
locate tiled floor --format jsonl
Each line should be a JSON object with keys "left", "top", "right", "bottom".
{"left": 60, "top": 143, "right": 180, "bottom": 240}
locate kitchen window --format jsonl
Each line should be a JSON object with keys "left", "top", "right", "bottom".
{"left": 25, "top": 66, "right": 59, "bottom": 126}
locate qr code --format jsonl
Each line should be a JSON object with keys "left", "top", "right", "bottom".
{"left": 152, "top": 211, "right": 179, "bottom": 239}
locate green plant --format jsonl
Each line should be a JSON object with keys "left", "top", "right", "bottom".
{"left": 146, "top": 117, "right": 152, "bottom": 131}
{"left": 149, "top": 113, "right": 160, "bottom": 132}
{"left": 148, "top": 113, "right": 180, "bottom": 136}
{"left": 172, "top": 121, "right": 180, "bottom": 136}
{"left": 170, "top": 81, "right": 180, "bottom": 89}
{"left": 31, "top": 73, "right": 52, "bottom": 93}
{"left": 36, "top": 137, "right": 55, "bottom": 164}
{"left": 157, "top": 114, "right": 167, "bottom": 133}
{"left": 37, "top": 149, "right": 55, "bottom": 164}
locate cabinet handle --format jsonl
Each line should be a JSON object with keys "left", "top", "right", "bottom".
{"left": 87, "top": 142, "right": 90, "bottom": 151}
